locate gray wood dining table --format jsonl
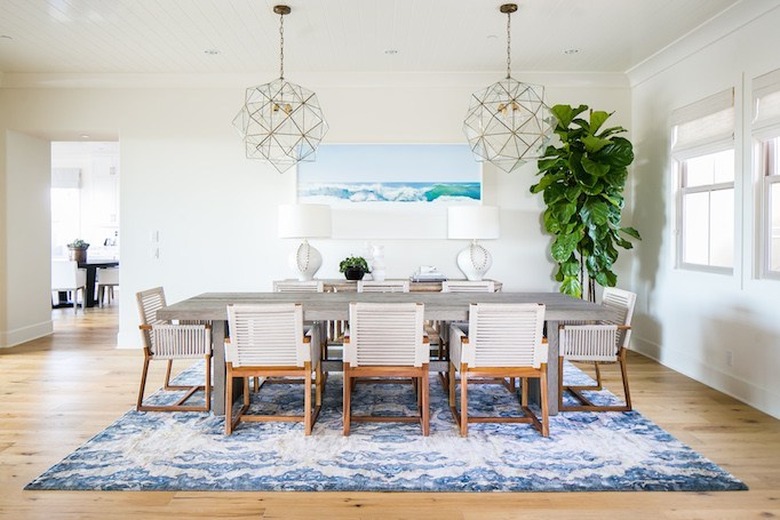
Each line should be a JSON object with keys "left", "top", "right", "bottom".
{"left": 157, "top": 291, "right": 608, "bottom": 416}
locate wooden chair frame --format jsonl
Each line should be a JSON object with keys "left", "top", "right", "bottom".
{"left": 558, "top": 324, "right": 632, "bottom": 412}
{"left": 136, "top": 324, "right": 212, "bottom": 413}
{"left": 449, "top": 337, "right": 549, "bottom": 437}
{"left": 342, "top": 302, "right": 430, "bottom": 436}
{"left": 224, "top": 305, "right": 322, "bottom": 436}
{"left": 448, "top": 304, "right": 549, "bottom": 437}
{"left": 136, "top": 287, "right": 212, "bottom": 413}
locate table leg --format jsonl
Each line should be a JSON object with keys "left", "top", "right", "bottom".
{"left": 84, "top": 266, "right": 98, "bottom": 307}
{"left": 211, "top": 320, "right": 226, "bottom": 415}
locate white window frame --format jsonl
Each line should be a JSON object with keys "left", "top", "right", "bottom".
{"left": 673, "top": 144, "right": 735, "bottom": 274}
{"left": 671, "top": 88, "right": 736, "bottom": 275}
{"left": 752, "top": 68, "right": 780, "bottom": 280}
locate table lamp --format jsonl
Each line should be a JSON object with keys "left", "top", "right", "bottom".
{"left": 278, "top": 204, "right": 332, "bottom": 281}
{"left": 447, "top": 205, "right": 500, "bottom": 281}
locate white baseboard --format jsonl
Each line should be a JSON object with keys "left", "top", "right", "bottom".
{"left": 0, "top": 320, "right": 53, "bottom": 348}
{"left": 632, "top": 336, "right": 780, "bottom": 420}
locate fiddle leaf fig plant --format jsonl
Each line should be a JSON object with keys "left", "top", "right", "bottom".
{"left": 531, "top": 104, "right": 641, "bottom": 300}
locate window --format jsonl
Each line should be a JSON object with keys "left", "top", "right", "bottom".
{"left": 672, "top": 89, "right": 735, "bottom": 272}
{"left": 753, "top": 69, "right": 780, "bottom": 278}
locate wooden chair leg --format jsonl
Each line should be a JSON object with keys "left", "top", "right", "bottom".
{"left": 448, "top": 362, "right": 456, "bottom": 408}
{"left": 619, "top": 349, "right": 632, "bottom": 411}
{"left": 304, "top": 363, "right": 312, "bottom": 435}
{"left": 539, "top": 368, "right": 549, "bottom": 437}
{"left": 164, "top": 360, "right": 174, "bottom": 389}
{"left": 343, "top": 365, "right": 351, "bottom": 436}
{"left": 136, "top": 357, "right": 151, "bottom": 411}
{"left": 225, "top": 370, "right": 234, "bottom": 435}
{"left": 460, "top": 370, "right": 468, "bottom": 437}
{"left": 421, "top": 369, "right": 430, "bottom": 436}
{"left": 593, "top": 362, "right": 603, "bottom": 390}
{"left": 558, "top": 356, "right": 565, "bottom": 411}
{"left": 204, "top": 355, "right": 212, "bottom": 412}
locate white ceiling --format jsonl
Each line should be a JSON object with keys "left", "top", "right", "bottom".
{"left": 0, "top": 0, "right": 745, "bottom": 76}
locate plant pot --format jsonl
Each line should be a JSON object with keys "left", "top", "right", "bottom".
{"left": 68, "top": 247, "right": 88, "bottom": 263}
{"left": 344, "top": 267, "right": 366, "bottom": 281}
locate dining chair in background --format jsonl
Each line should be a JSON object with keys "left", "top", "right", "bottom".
{"left": 356, "top": 280, "right": 410, "bottom": 293}
{"left": 96, "top": 267, "right": 119, "bottom": 306}
{"left": 558, "top": 287, "right": 637, "bottom": 412}
{"left": 51, "top": 260, "right": 87, "bottom": 314}
{"left": 449, "top": 303, "right": 549, "bottom": 437}
{"left": 343, "top": 302, "right": 430, "bottom": 436}
{"left": 135, "top": 287, "right": 212, "bottom": 412}
{"left": 225, "top": 303, "right": 322, "bottom": 435}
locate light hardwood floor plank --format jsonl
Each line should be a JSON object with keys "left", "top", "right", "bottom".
{"left": 1, "top": 307, "right": 778, "bottom": 519}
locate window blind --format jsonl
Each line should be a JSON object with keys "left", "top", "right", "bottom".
{"left": 753, "top": 68, "right": 780, "bottom": 130}
{"left": 671, "top": 88, "right": 734, "bottom": 153}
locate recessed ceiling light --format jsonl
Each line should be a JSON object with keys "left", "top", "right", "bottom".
{"left": 204, "top": 48, "right": 220, "bottom": 55}
{"left": 563, "top": 48, "right": 580, "bottom": 55}
{"left": 384, "top": 49, "right": 398, "bottom": 55}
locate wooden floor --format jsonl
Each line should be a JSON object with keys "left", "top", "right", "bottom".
{"left": 1, "top": 307, "right": 779, "bottom": 520}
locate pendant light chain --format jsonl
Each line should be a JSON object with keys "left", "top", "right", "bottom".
{"left": 279, "top": 10, "right": 285, "bottom": 80}
{"left": 505, "top": 9, "right": 512, "bottom": 79}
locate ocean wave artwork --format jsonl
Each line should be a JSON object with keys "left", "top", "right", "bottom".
{"left": 298, "top": 181, "right": 481, "bottom": 204}
{"left": 297, "top": 144, "right": 482, "bottom": 205}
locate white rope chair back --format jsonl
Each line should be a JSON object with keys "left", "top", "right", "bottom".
{"left": 441, "top": 280, "right": 495, "bottom": 293}
{"left": 602, "top": 287, "right": 636, "bottom": 348}
{"left": 467, "top": 303, "right": 546, "bottom": 368}
{"left": 357, "top": 280, "right": 410, "bottom": 293}
{"left": 345, "top": 302, "right": 426, "bottom": 367}
{"left": 136, "top": 286, "right": 167, "bottom": 350}
{"left": 150, "top": 324, "right": 211, "bottom": 360}
{"left": 273, "top": 280, "right": 324, "bottom": 293}
{"left": 136, "top": 287, "right": 210, "bottom": 359}
{"left": 560, "top": 288, "right": 636, "bottom": 362}
{"left": 226, "top": 303, "right": 308, "bottom": 367}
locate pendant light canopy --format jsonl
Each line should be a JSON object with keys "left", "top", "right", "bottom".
{"left": 233, "top": 5, "right": 328, "bottom": 173}
{"left": 463, "top": 3, "right": 553, "bottom": 173}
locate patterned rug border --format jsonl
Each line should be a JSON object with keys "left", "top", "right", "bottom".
{"left": 25, "top": 362, "right": 748, "bottom": 493}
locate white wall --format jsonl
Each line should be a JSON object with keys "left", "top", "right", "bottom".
{"left": 628, "top": 4, "right": 780, "bottom": 418}
{"left": 0, "top": 72, "right": 630, "bottom": 349}
{"left": 2, "top": 131, "right": 52, "bottom": 347}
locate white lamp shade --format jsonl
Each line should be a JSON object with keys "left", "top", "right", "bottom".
{"left": 278, "top": 204, "right": 332, "bottom": 238}
{"left": 447, "top": 206, "right": 500, "bottom": 240}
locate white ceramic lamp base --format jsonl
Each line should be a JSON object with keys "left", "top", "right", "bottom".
{"left": 456, "top": 240, "right": 492, "bottom": 281}
{"left": 289, "top": 239, "right": 322, "bottom": 281}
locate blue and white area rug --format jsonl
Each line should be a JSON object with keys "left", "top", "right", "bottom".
{"left": 26, "top": 363, "right": 747, "bottom": 492}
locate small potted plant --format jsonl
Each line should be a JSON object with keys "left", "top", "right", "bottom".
{"left": 339, "top": 256, "right": 370, "bottom": 281}
{"left": 67, "top": 238, "right": 90, "bottom": 263}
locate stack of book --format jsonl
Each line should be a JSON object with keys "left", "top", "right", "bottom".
{"left": 410, "top": 266, "right": 447, "bottom": 282}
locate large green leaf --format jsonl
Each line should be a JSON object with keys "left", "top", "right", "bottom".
{"left": 551, "top": 233, "right": 579, "bottom": 262}
{"left": 551, "top": 200, "right": 578, "bottom": 225}
{"left": 620, "top": 226, "right": 642, "bottom": 240}
{"left": 580, "top": 199, "right": 610, "bottom": 226}
{"left": 595, "top": 270, "right": 617, "bottom": 288}
{"left": 582, "top": 135, "right": 611, "bottom": 154}
{"left": 530, "top": 173, "right": 558, "bottom": 194}
{"left": 589, "top": 111, "right": 611, "bottom": 134}
{"left": 560, "top": 275, "right": 582, "bottom": 298}
{"left": 581, "top": 156, "right": 610, "bottom": 177}
{"left": 600, "top": 137, "right": 634, "bottom": 167}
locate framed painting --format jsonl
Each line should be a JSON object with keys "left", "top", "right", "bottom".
{"left": 297, "top": 144, "right": 481, "bottom": 205}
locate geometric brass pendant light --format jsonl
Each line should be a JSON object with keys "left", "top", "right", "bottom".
{"left": 233, "top": 5, "right": 328, "bottom": 173}
{"left": 463, "top": 3, "right": 553, "bottom": 173}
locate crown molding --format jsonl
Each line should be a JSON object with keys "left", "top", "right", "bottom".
{"left": 627, "top": 0, "right": 780, "bottom": 87}
{"left": 0, "top": 71, "right": 628, "bottom": 90}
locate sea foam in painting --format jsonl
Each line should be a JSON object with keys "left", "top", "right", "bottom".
{"left": 297, "top": 145, "right": 481, "bottom": 204}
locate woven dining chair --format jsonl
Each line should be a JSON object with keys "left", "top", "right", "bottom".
{"left": 449, "top": 303, "right": 549, "bottom": 437}
{"left": 225, "top": 303, "right": 322, "bottom": 435}
{"left": 343, "top": 302, "right": 429, "bottom": 436}
{"left": 135, "top": 287, "right": 212, "bottom": 412}
{"left": 356, "top": 280, "right": 410, "bottom": 293}
{"left": 558, "top": 287, "right": 637, "bottom": 412}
